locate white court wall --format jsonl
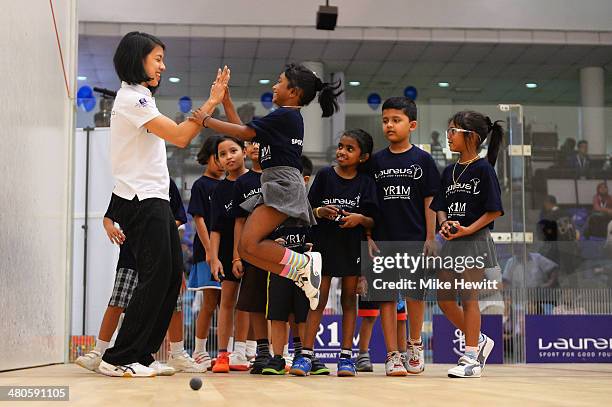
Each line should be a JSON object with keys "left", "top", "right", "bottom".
{"left": 0, "top": 1, "right": 77, "bottom": 370}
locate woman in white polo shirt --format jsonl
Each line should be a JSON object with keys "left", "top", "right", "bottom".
{"left": 98, "top": 31, "right": 229, "bottom": 378}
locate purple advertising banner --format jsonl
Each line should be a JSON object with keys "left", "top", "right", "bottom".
{"left": 432, "top": 314, "right": 503, "bottom": 364}
{"left": 525, "top": 315, "right": 612, "bottom": 363}
{"left": 294, "top": 315, "right": 387, "bottom": 363}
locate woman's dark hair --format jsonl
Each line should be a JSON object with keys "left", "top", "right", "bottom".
{"left": 382, "top": 97, "right": 417, "bottom": 121}
{"left": 450, "top": 110, "right": 504, "bottom": 166}
{"left": 341, "top": 129, "right": 374, "bottom": 172}
{"left": 113, "top": 32, "right": 165, "bottom": 87}
{"left": 214, "top": 135, "right": 245, "bottom": 158}
{"left": 283, "top": 63, "right": 343, "bottom": 117}
{"left": 197, "top": 135, "right": 220, "bottom": 166}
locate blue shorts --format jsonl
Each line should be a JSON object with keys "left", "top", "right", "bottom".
{"left": 188, "top": 261, "right": 221, "bottom": 290}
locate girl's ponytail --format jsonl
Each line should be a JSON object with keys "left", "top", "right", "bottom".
{"left": 317, "top": 79, "right": 343, "bottom": 118}
{"left": 487, "top": 118, "right": 504, "bottom": 166}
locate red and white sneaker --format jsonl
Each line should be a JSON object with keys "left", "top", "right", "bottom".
{"left": 212, "top": 352, "right": 230, "bottom": 373}
{"left": 229, "top": 352, "right": 250, "bottom": 371}
{"left": 385, "top": 352, "right": 408, "bottom": 377}
{"left": 406, "top": 341, "right": 425, "bottom": 374}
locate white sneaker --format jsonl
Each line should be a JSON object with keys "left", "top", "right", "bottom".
{"left": 98, "top": 360, "right": 156, "bottom": 377}
{"left": 294, "top": 252, "right": 322, "bottom": 310}
{"left": 406, "top": 342, "right": 425, "bottom": 374}
{"left": 149, "top": 361, "right": 176, "bottom": 376}
{"left": 193, "top": 351, "right": 212, "bottom": 370}
{"left": 75, "top": 350, "right": 102, "bottom": 372}
{"left": 168, "top": 351, "right": 207, "bottom": 373}
{"left": 447, "top": 355, "right": 482, "bottom": 378}
{"left": 385, "top": 352, "right": 408, "bottom": 377}
{"left": 229, "top": 352, "right": 250, "bottom": 371}
{"left": 477, "top": 334, "right": 495, "bottom": 369}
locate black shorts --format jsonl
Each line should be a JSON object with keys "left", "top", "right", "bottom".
{"left": 266, "top": 273, "right": 309, "bottom": 323}
{"left": 220, "top": 258, "right": 242, "bottom": 283}
{"left": 358, "top": 298, "right": 407, "bottom": 321}
{"left": 236, "top": 264, "right": 267, "bottom": 313}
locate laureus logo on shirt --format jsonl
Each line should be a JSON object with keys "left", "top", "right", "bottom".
{"left": 321, "top": 194, "right": 361, "bottom": 209}
{"left": 136, "top": 98, "right": 148, "bottom": 108}
{"left": 260, "top": 145, "right": 272, "bottom": 162}
{"left": 374, "top": 165, "right": 423, "bottom": 180}
{"left": 446, "top": 178, "right": 481, "bottom": 196}
{"left": 243, "top": 188, "right": 262, "bottom": 200}
{"left": 225, "top": 200, "right": 233, "bottom": 212}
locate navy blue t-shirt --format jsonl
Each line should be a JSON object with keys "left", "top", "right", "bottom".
{"left": 210, "top": 178, "right": 236, "bottom": 264}
{"left": 308, "top": 166, "right": 378, "bottom": 250}
{"left": 106, "top": 178, "right": 187, "bottom": 270}
{"left": 232, "top": 170, "right": 262, "bottom": 218}
{"left": 430, "top": 158, "right": 503, "bottom": 230}
{"left": 370, "top": 146, "right": 440, "bottom": 241}
{"left": 188, "top": 175, "right": 221, "bottom": 263}
{"left": 246, "top": 107, "right": 304, "bottom": 171}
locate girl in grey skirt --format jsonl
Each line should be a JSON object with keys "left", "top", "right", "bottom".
{"left": 191, "top": 63, "right": 342, "bottom": 311}
{"left": 430, "top": 110, "right": 504, "bottom": 378}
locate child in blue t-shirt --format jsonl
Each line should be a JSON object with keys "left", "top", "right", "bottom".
{"left": 368, "top": 97, "right": 440, "bottom": 376}
{"left": 430, "top": 110, "right": 504, "bottom": 378}
{"left": 190, "top": 63, "right": 342, "bottom": 311}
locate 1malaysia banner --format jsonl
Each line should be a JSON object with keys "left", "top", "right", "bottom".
{"left": 432, "top": 314, "right": 503, "bottom": 364}
{"left": 525, "top": 315, "right": 612, "bottom": 363}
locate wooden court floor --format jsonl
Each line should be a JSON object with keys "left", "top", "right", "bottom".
{"left": 1, "top": 363, "right": 611, "bottom": 406}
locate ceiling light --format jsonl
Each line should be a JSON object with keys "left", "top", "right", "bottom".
{"left": 168, "top": 77, "right": 181, "bottom": 83}
{"left": 259, "top": 79, "right": 270, "bottom": 84}
{"left": 438, "top": 82, "right": 450, "bottom": 88}
{"left": 525, "top": 83, "right": 537, "bottom": 89}
{"left": 349, "top": 81, "right": 361, "bottom": 86}
{"left": 77, "top": 76, "right": 87, "bottom": 81}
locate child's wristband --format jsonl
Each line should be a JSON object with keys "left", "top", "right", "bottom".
{"left": 232, "top": 258, "right": 242, "bottom": 264}
{"left": 314, "top": 207, "right": 321, "bottom": 218}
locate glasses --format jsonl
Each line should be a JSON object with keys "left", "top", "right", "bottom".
{"left": 445, "top": 128, "right": 472, "bottom": 137}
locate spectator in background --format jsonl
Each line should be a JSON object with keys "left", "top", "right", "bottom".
{"left": 567, "top": 140, "right": 590, "bottom": 170}
{"left": 502, "top": 246, "right": 559, "bottom": 289}
{"left": 429, "top": 130, "right": 447, "bottom": 170}
{"left": 540, "top": 195, "right": 565, "bottom": 222}
{"left": 593, "top": 182, "right": 612, "bottom": 216}
{"left": 557, "top": 138, "right": 576, "bottom": 167}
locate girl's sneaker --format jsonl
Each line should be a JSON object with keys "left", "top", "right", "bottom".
{"left": 406, "top": 342, "right": 425, "bottom": 374}
{"left": 168, "top": 350, "right": 207, "bottom": 373}
{"left": 385, "top": 352, "right": 408, "bottom": 377}
{"left": 192, "top": 350, "right": 212, "bottom": 370}
{"left": 294, "top": 252, "right": 322, "bottom": 310}
{"left": 477, "top": 334, "right": 495, "bottom": 369}
{"left": 356, "top": 353, "right": 373, "bottom": 372}
{"left": 75, "top": 350, "right": 102, "bottom": 372}
{"left": 289, "top": 355, "right": 312, "bottom": 376}
{"left": 261, "top": 356, "right": 287, "bottom": 375}
{"left": 310, "top": 357, "right": 330, "bottom": 375}
{"left": 98, "top": 360, "right": 156, "bottom": 377}
{"left": 212, "top": 352, "right": 230, "bottom": 373}
{"left": 336, "top": 358, "right": 356, "bottom": 377}
{"left": 229, "top": 352, "right": 250, "bottom": 371}
{"left": 448, "top": 355, "right": 482, "bottom": 378}
{"left": 250, "top": 354, "right": 271, "bottom": 374}
{"left": 149, "top": 361, "right": 176, "bottom": 376}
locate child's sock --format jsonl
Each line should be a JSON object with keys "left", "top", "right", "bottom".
{"left": 465, "top": 346, "right": 478, "bottom": 359}
{"left": 302, "top": 348, "right": 314, "bottom": 359}
{"left": 94, "top": 339, "right": 110, "bottom": 354}
{"left": 256, "top": 339, "right": 271, "bottom": 357}
{"left": 195, "top": 337, "right": 207, "bottom": 353}
{"left": 478, "top": 332, "right": 486, "bottom": 343}
{"left": 293, "top": 337, "right": 303, "bottom": 356}
{"left": 282, "top": 343, "right": 289, "bottom": 358}
{"left": 234, "top": 341, "right": 246, "bottom": 358}
{"left": 339, "top": 349, "right": 352, "bottom": 359}
{"left": 170, "top": 340, "right": 185, "bottom": 356}
{"left": 409, "top": 337, "right": 422, "bottom": 346}
{"left": 279, "top": 249, "right": 309, "bottom": 281}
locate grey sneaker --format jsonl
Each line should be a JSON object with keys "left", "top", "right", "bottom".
{"left": 356, "top": 352, "right": 373, "bottom": 372}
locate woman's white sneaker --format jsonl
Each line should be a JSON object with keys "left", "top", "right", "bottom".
{"left": 98, "top": 360, "right": 156, "bottom": 377}
{"left": 406, "top": 342, "right": 425, "bottom": 374}
{"left": 75, "top": 350, "right": 102, "bottom": 372}
{"left": 447, "top": 355, "right": 482, "bottom": 378}
{"left": 149, "top": 361, "right": 176, "bottom": 376}
{"left": 193, "top": 350, "right": 212, "bottom": 370}
{"left": 477, "top": 334, "right": 495, "bottom": 369}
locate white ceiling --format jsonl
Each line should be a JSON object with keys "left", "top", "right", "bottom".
{"left": 78, "top": 36, "right": 612, "bottom": 105}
